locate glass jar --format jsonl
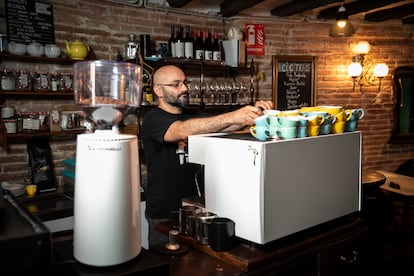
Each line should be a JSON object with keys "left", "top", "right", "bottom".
{"left": 59, "top": 72, "right": 73, "bottom": 92}
{"left": 32, "top": 71, "right": 51, "bottom": 92}
{"left": 38, "top": 111, "right": 49, "bottom": 131}
{"left": 15, "top": 70, "right": 32, "bottom": 91}
{"left": 22, "top": 112, "right": 40, "bottom": 132}
{"left": 50, "top": 73, "right": 58, "bottom": 92}
{"left": 4, "top": 119, "right": 17, "bottom": 134}
{"left": 1, "top": 69, "right": 16, "bottom": 91}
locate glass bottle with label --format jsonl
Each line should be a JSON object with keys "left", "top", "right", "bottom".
{"left": 168, "top": 25, "right": 175, "bottom": 57}
{"left": 184, "top": 25, "right": 193, "bottom": 59}
{"left": 204, "top": 30, "right": 213, "bottom": 61}
{"left": 195, "top": 30, "right": 204, "bottom": 60}
{"left": 212, "top": 31, "right": 221, "bottom": 62}
{"left": 175, "top": 25, "right": 185, "bottom": 58}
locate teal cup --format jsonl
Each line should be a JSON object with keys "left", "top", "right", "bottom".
{"left": 254, "top": 115, "right": 268, "bottom": 127}
{"left": 346, "top": 108, "right": 365, "bottom": 121}
{"left": 266, "top": 115, "right": 279, "bottom": 128}
{"left": 276, "top": 116, "right": 299, "bottom": 128}
{"left": 297, "top": 116, "right": 308, "bottom": 127}
{"left": 297, "top": 126, "right": 307, "bottom": 138}
{"left": 276, "top": 126, "right": 297, "bottom": 139}
{"left": 267, "top": 126, "right": 278, "bottom": 138}
{"left": 250, "top": 125, "right": 270, "bottom": 141}
{"left": 345, "top": 120, "right": 358, "bottom": 132}
{"left": 319, "top": 124, "right": 332, "bottom": 135}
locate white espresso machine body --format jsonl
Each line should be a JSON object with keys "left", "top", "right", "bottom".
{"left": 188, "top": 132, "right": 361, "bottom": 245}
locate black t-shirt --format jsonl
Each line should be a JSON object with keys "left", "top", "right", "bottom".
{"left": 142, "top": 107, "right": 206, "bottom": 219}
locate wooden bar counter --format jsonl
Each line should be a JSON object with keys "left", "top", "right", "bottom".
{"left": 154, "top": 215, "right": 370, "bottom": 275}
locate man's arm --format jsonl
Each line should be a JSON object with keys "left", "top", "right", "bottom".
{"left": 164, "top": 101, "right": 273, "bottom": 142}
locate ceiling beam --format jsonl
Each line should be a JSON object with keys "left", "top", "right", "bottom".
{"left": 166, "top": 0, "right": 192, "bottom": 8}
{"left": 317, "top": 0, "right": 405, "bottom": 19}
{"left": 220, "top": 0, "right": 266, "bottom": 17}
{"left": 270, "top": 0, "right": 340, "bottom": 17}
{"left": 402, "top": 15, "right": 414, "bottom": 24}
{"left": 365, "top": 3, "right": 414, "bottom": 22}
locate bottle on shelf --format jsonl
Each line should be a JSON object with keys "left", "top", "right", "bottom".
{"left": 195, "top": 30, "right": 204, "bottom": 60}
{"left": 204, "top": 30, "right": 213, "bottom": 61}
{"left": 184, "top": 25, "right": 194, "bottom": 59}
{"left": 175, "top": 24, "right": 185, "bottom": 59}
{"left": 212, "top": 31, "right": 221, "bottom": 62}
{"left": 168, "top": 25, "right": 175, "bottom": 57}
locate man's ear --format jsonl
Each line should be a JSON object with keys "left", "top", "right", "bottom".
{"left": 152, "top": 86, "right": 162, "bottom": 98}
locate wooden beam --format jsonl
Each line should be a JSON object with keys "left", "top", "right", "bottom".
{"left": 365, "top": 3, "right": 414, "bottom": 22}
{"left": 166, "top": 0, "right": 192, "bottom": 8}
{"left": 270, "top": 0, "right": 340, "bottom": 17}
{"left": 220, "top": 0, "right": 266, "bottom": 17}
{"left": 402, "top": 15, "right": 414, "bottom": 24}
{"left": 318, "top": 0, "right": 405, "bottom": 19}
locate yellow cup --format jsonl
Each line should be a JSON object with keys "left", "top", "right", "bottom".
{"left": 307, "top": 125, "right": 320, "bottom": 136}
{"left": 279, "top": 110, "right": 300, "bottom": 117}
{"left": 26, "top": 185, "right": 37, "bottom": 197}
{"left": 307, "top": 115, "right": 325, "bottom": 126}
{"left": 334, "top": 111, "right": 352, "bottom": 122}
{"left": 318, "top": 105, "right": 343, "bottom": 115}
{"left": 332, "top": 122, "right": 346, "bottom": 134}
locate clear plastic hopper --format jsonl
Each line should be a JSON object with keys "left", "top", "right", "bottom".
{"left": 73, "top": 60, "right": 142, "bottom": 129}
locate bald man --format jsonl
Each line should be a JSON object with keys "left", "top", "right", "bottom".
{"left": 142, "top": 65, "right": 273, "bottom": 247}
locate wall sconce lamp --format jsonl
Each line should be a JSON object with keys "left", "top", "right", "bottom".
{"left": 347, "top": 41, "right": 389, "bottom": 91}
{"left": 329, "top": 5, "right": 354, "bottom": 37}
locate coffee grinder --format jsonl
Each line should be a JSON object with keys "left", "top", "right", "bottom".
{"left": 73, "top": 60, "right": 142, "bottom": 266}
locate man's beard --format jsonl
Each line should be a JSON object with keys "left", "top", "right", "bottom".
{"left": 165, "top": 91, "right": 189, "bottom": 108}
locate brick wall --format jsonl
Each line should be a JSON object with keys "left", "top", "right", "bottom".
{"left": 1, "top": 0, "right": 414, "bottom": 183}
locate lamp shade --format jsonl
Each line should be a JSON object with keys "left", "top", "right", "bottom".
{"left": 348, "top": 62, "right": 363, "bottom": 77}
{"left": 329, "top": 5, "right": 354, "bottom": 37}
{"left": 373, "top": 63, "right": 389, "bottom": 77}
{"left": 354, "top": 41, "right": 370, "bottom": 55}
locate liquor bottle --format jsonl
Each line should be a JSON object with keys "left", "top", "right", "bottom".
{"left": 194, "top": 30, "right": 204, "bottom": 60}
{"left": 184, "top": 25, "right": 194, "bottom": 59}
{"left": 212, "top": 31, "right": 221, "bottom": 62}
{"left": 168, "top": 25, "right": 175, "bottom": 57}
{"left": 175, "top": 24, "right": 185, "bottom": 58}
{"left": 204, "top": 30, "right": 213, "bottom": 61}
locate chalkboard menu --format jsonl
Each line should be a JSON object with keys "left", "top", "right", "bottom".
{"left": 5, "top": 0, "right": 55, "bottom": 44}
{"left": 272, "top": 55, "right": 316, "bottom": 110}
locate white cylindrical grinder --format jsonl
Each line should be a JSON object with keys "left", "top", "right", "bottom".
{"left": 72, "top": 60, "right": 142, "bottom": 266}
{"left": 74, "top": 129, "right": 141, "bottom": 266}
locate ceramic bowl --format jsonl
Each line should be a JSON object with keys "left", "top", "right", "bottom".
{"left": 8, "top": 42, "right": 27, "bottom": 55}
{"left": 1, "top": 182, "right": 25, "bottom": 196}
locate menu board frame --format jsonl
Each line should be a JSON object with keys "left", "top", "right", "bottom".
{"left": 5, "top": 0, "right": 55, "bottom": 44}
{"left": 272, "top": 55, "right": 316, "bottom": 111}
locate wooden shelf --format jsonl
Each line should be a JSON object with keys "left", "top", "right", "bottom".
{"left": 0, "top": 90, "right": 75, "bottom": 100}
{"left": 0, "top": 52, "right": 75, "bottom": 65}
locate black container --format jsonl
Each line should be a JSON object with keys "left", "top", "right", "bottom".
{"left": 208, "top": 217, "right": 237, "bottom": 251}
{"left": 140, "top": 34, "right": 151, "bottom": 57}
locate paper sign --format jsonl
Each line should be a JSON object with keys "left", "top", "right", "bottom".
{"left": 245, "top": 24, "right": 265, "bottom": 56}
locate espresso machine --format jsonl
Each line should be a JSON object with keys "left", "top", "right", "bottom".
{"left": 73, "top": 60, "right": 142, "bottom": 266}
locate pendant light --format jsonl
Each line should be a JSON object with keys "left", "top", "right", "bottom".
{"left": 329, "top": 5, "right": 354, "bottom": 37}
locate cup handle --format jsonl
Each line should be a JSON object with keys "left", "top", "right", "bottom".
{"left": 249, "top": 126, "right": 257, "bottom": 137}
{"left": 318, "top": 115, "right": 325, "bottom": 126}
{"left": 345, "top": 111, "right": 353, "bottom": 121}
{"left": 330, "top": 115, "right": 337, "bottom": 124}
{"left": 357, "top": 108, "right": 365, "bottom": 120}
